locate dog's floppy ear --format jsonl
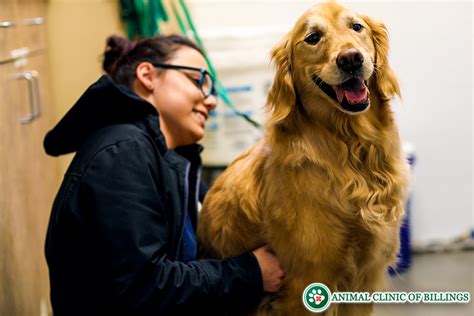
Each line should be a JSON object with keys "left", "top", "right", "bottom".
{"left": 266, "top": 34, "right": 296, "bottom": 124}
{"left": 364, "top": 16, "right": 400, "bottom": 101}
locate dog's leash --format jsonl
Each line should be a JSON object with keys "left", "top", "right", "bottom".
{"left": 171, "top": 0, "right": 263, "bottom": 130}
{"left": 119, "top": 0, "right": 263, "bottom": 129}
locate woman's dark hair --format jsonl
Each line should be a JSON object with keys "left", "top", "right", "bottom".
{"left": 103, "top": 34, "right": 204, "bottom": 88}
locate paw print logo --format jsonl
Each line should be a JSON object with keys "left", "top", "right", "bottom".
{"left": 302, "top": 283, "right": 332, "bottom": 313}
{"left": 308, "top": 288, "right": 325, "bottom": 305}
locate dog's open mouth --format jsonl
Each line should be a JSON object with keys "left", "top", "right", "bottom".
{"left": 313, "top": 75, "right": 370, "bottom": 113}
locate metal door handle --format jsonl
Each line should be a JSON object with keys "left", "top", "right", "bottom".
{"left": 16, "top": 70, "right": 41, "bottom": 124}
{"left": 31, "top": 71, "right": 42, "bottom": 119}
{"left": 22, "top": 17, "right": 45, "bottom": 26}
{"left": 0, "top": 21, "right": 16, "bottom": 28}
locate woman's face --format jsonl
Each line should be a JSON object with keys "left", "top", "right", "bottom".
{"left": 152, "top": 46, "right": 217, "bottom": 149}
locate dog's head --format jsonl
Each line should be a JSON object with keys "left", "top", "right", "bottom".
{"left": 267, "top": 2, "right": 400, "bottom": 123}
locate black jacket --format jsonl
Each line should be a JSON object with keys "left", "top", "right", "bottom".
{"left": 44, "top": 75, "right": 263, "bottom": 315}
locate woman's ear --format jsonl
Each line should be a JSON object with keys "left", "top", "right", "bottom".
{"left": 266, "top": 33, "right": 296, "bottom": 124}
{"left": 363, "top": 15, "right": 400, "bottom": 101}
{"left": 135, "top": 62, "right": 157, "bottom": 92}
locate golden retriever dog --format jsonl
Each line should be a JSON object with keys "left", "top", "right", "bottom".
{"left": 197, "top": 2, "right": 410, "bottom": 315}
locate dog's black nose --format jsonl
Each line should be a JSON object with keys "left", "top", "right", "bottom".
{"left": 336, "top": 48, "right": 364, "bottom": 73}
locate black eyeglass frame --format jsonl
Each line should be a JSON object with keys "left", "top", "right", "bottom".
{"left": 152, "top": 63, "right": 217, "bottom": 99}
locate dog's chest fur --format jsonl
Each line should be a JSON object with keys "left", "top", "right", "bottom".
{"left": 260, "top": 126, "right": 407, "bottom": 290}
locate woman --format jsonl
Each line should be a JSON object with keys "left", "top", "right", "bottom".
{"left": 44, "top": 34, "right": 284, "bottom": 315}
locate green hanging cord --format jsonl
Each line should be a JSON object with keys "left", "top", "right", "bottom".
{"left": 120, "top": 0, "right": 139, "bottom": 39}
{"left": 120, "top": 0, "right": 170, "bottom": 39}
{"left": 170, "top": 0, "right": 188, "bottom": 36}
{"left": 177, "top": 0, "right": 205, "bottom": 54}
{"left": 143, "top": 1, "right": 154, "bottom": 36}
{"left": 215, "top": 81, "right": 262, "bottom": 129}
{"left": 121, "top": 0, "right": 262, "bottom": 128}
{"left": 132, "top": 0, "right": 148, "bottom": 37}
{"left": 156, "top": 0, "right": 169, "bottom": 23}
{"left": 176, "top": 0, "right": 262, "bottom": 130}
{"left": 150, "top": 0, "right": 170, "bottom": 35}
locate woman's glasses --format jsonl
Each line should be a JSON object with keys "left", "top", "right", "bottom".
{"left": 152, "top": 63, "right": 217, "bottom": 99}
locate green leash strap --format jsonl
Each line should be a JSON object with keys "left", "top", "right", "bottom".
{"left": 120, "top": 0, "right": 169, "bottom": 39}
{"left": 176, "top": 0, "right": 262, "bottom": 129}
{"left": 120, "top": 0, "right": 263, "bottom": 129}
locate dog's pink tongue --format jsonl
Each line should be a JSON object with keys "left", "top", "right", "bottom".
{"left": 334, "top": 79, "right": 368, "bottom": 105}
{"left": 345, "top": 87, "right": 368, "bottom": 105}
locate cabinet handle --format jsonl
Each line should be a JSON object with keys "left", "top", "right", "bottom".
{"left": 0, "top": 21, "right": 16, "bottom": 28}
{"left": 16, "top": 71, "right": 41, "bottom": 124}
{"left": 31, "top": 71, "right": 42, "bottom": 119}
{"left": 22, "top": 17, "right": 45, "bottom": 26}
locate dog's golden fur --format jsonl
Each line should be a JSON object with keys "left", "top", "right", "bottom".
{"left": 197, "top": 2, "right": 410, "bottom": 315}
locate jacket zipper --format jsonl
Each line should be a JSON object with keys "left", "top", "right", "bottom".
{"left": 175, "top": 161, "right": 191, "bottom": 260}
{"left": 195, "top": 167, "right": 201, "bottom": 215}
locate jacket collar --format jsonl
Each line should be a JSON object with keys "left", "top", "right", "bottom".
{"left": 44, "top": 75, "right": 166, "bottom": 156}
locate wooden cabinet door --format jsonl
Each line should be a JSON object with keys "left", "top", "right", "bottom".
{"left": 0, "top": 1, "right": 18, "bottom": 62}
{"left": 15, "top": 0, "right": 47, "bottom": 52}
{"left": 0, "top": 1, "right": 60, "bottom": 315}
{"left": 0, "top": 55, "right": 60, "bottom": 316}
{"left": 0, "top": 58, "right": 36, "bottom": 316}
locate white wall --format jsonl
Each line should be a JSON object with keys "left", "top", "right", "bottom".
{"left": 188, "top": 0, "right": 473, "bottom": 244}
{"left": 348, "top": 1, "right": 472, "bottom": 244}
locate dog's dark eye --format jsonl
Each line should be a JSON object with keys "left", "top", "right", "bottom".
{"left": 352, "top": 23, "right": 363, "bottom": 32}
{"left": 304, "top": 32, "right": 322, "bottom": 45}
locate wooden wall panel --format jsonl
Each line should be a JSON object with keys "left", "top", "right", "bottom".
{"left": 1, "top": 1, "right": 60, "bottom": 315}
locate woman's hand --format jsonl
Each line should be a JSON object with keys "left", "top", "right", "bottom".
{"left": 252, "top": 245, "right": 285, "bottom": 293}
